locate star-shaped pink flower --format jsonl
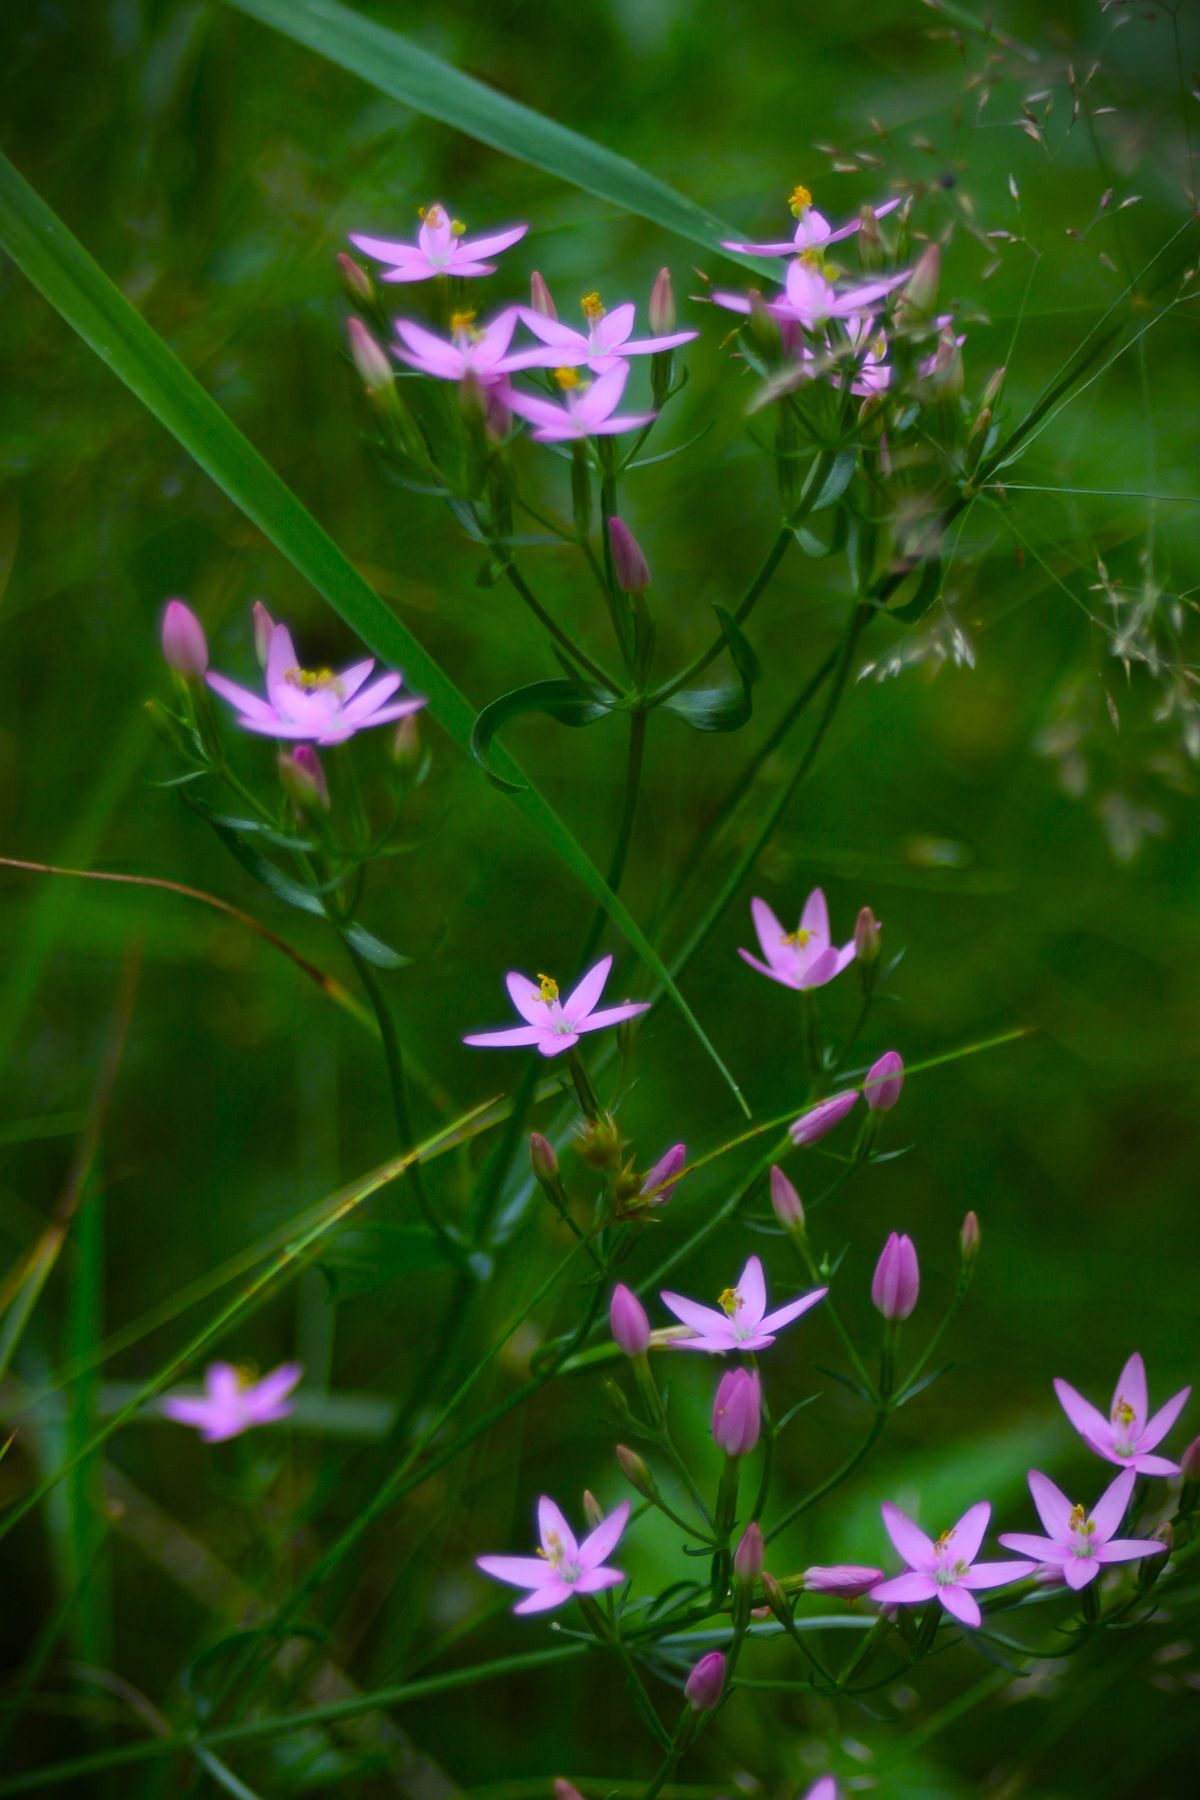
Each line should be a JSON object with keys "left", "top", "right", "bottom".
{"left": 738, "top": 888, "right": 857, "bottom": 992}
{"left": 207, "top": 621, "right": 424, "bottom": 745}
{"left": 477, "top": 1496, "right": 630, "bottom": 1615}
{"left": 999, "top": 1468, "right": 1167, "bottom": 1591}
{"left": 517, "top": 291, "right": 697, "bottom": 373}
{"left": 1054, "top": 1353, "right": 1191, "bottom": 1476}
{"left": 350, "top": 202, "right": 527, "bottom": 282}
{"left": 506, "top": 363, "right": 655, "bottom": 442}
{"left": 869, "top": 1501, "right": 1029, "bottom": 1628}
{"left": 393, "top": 309, "right": 566, "bottom": 383}
{"left": 463, "top": 955, "right": 648, "bottom": 1058}
{"left": 722, "top": 190, "right": 903, "bottom": 258}
{"left": 660, "top": 1254, "right": 826, "bottom": 1354}
{"left": 162, "top": 1361, "right": 302, "bottom": 1443}
{"left": 712, "top": 259, "right": 911, "bottom": 331}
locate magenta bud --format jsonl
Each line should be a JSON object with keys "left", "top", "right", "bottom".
{"left": 641, "top": 1142, "right": 686, "bottom": 1205}
{"left": 252, "top": 600, "right": 275, "bottom": 669}
{"left": 1180, "top": 1436, "right": 1200, "bottom": 1481}
{"left": 769, "top": 1165, "right": 805, "bottom": 1232}
{"left": 649, "top": 266, "right": 676, "bottom": 335}
{"left": 854, "top": 906, "right": 882, "bottom": 964}
{"left": 734, "top": 1521, "right": 765, "bottom": 1583}
{"left": 865, "top": 1050, "right": 904, "bottom": 1112}
{"left": 529, "top": 1133, "right": 559, "bottom": 1183}
{"left": 871, "top": 1232, "right": 920, "bottom": 1321}
{"left": 802, "top": 1563, "right": 885, "bottom": 1599}
{"left": 684, "top": 1649, "right": 726, "bottom": 1712}
{"left": 554, "top": 1783, "right": 585, "bottom": 1800}
{"left": 279, "top": 746, "right": 330, "bottom": 812}
{"left": 609, "top": 1284, "right": 651, "bottom": 1357}
{"left": 960, "top": 1209, "right": 981, "bottom": 1268}
{"left": 530, "top": 270, "right": 558, "bottom": 320}
{"left": 347, "top": 317, "right": 392, "bottom": 394}
{"left": 608, "top": 517, "right": 651, "bottom": 593}
{"left": 789, "top": 1089, "right": 858, "bottom": 1146}
{"left": 160, "top": 599, "right": 208, "bottom": 678}
{"left": 712, "top": 1367, "right": 761, "bottom": 1457}
{"left": 337, "top": 251, "right": 375, "bottom": 307}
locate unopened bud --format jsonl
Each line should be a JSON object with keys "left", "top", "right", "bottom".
{"left": 981, "top": 365, "right": 1006, "bottom": 411}
{"left": 252, "top": 601, "right": 275, "bottom": 668}
{"left": 554, "top": 1782, "right": 586, "bottom": 1800}
{"left": 640, "top": 1143, "right": 686, "bottom": 1206}
{"left": 530, "top": 271, "right": 557, "bottom": 320}
{"left": 390, "top": 712, "right": 422, "bottom": 773}
{"left": 712, "top": 1367, "right": 761, "bottom": 1456}
{"left": 900, "top": 244, "right": 940, "bottom": 323}
{"left": 926, "top": 320, "right": 964, "bottom": 398}
{"left": 864, "top": 1050, "right": 904, "bottom": 1112}
{"left": 684, "top": 1650, "right": 725, "bottom": 1712}
{"left": 279, "top": 745, "right": 330, "bottom": 812}
{"left": 734, "top": 1521, "right": 765, "bottom": 1583}
{"left": 609, "top": 517, "right": 651, "bottom": 593}
{"left": 769, "top": 1164, "right": 805, "bottom": 1233}
{"left": 803, "top": 1563, "right": 885, "bottom": 1599}
{"left": 854, "top": 906, "right": 882, "bottom": 964}
{"left": 160, "top": 599, "right": 208, "bottom": 678}
{"left": 609, "top": 1284, "right": 651, "bottom": 1357}
{"left": 959, "top": 1210, "right": 981, "bottom": 1268}
{"left": 965, "top": 404, "right": 992, "bottom": 474}
{"left": 575, "top": 1114, "right": 623, "bottom": 1170}
{"left": 760, "top": 1569, "right": 791, "bottom": 1622}
{"left": 337, "top": 252, "right": 375, "bottom": 308}
{"left": 582, "top": 1489, "right": 604, "bottom": 1529}
{"left": 615, "top": 1443, "right": 656, "bottom": 1499}
{"left": 347, "top": 317, "right": 393, "bottom": 395}
{"left": 789, "top": 1090, "right": 858, "bottom": 1146}
{"left": 871, "top": 1232, "right": 920, "bottom": 1321}
{"left": 529, "top": 1133, "right": 559, "bottom": 1184}
{"left": 648, "top": 267, "right": 676, "bottom": 335}
{"left": 858, "top": 204, "right": 883, "bottom": 271}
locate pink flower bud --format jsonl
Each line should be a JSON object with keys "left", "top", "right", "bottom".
{"left": 391, "top": 712, "right": 422, "bottom": 771}
{"left": 530, "top": 271, "right": 558, "bottom": 320}
{"left": 854, "top": 906, "right": 882, "bottom": 964}
{"left": 554, "top": 1783, "right": 585, "bottom": 1800}
{"left": 641, "top": 1142, "right": 686, "bottom": 1205}
{"left": 252, "top": 601, "right": 275, "bottom": 669}
{"left": 769, "top": 1164, "right": 805, "bottom": 1231}
{"left": 684, "top": 1649, "right": 725, "bottom": 1711}
{"left": 616, "top": 1443, "right": 655, "bottom": 1498}
{"left": 609, "top": 517, "right": 651, "bottom": 593}
{"left": 960, "top": 1209, "right": 981, "bottom": 1267}
{"left": 582, "top": 1489, "right": 604, "bottom": 1528}
{"left": 1180, "top": 1436, "right": 1200, "bottom": 1481}
{"left": 337, "top": 251, "right": 374, "bottom": 307}
{"left": 802, "top": 1564, "right": 885, "bottom": 1599}
{"left": 734, "top": 1521, "right": 764, "bottom": 1582}
{"left": 789, "top": 1089, "right": 858, "bottom": 1146}
{"left": 279, "top": 745, "right": 330, "bottom": 812}
{"left": 610, "top": 1284, "right": 651, "bottom": 1357}
{"left": 648, "top": 266, "right": 676, "bottom": 335}
{"left": 864, "top": 1050, "right": 904, "bottom": 1112}
{"left": 160, "top": 599, "right": 208, "bottom": 678}
{"left": 871, "top": 1232, "right": 920, "bottom": 1321}
{"left": 529, "top": 1133, "right": 559, "bottom": 1182}
{"left": 347, "top": 317, "right": 393, "bottom": 394}
{"left": 712, "top": 1367, "right": 761, "bottom": 1456}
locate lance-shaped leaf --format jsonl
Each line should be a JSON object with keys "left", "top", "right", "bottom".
{"left": 471, "top": 679, "right": 616, "bottom": 792}
{"left": 660, "top": 606, "right": 761, "bottom": 732}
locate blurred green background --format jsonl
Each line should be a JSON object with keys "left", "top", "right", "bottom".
{"left": 2, "top": 0, "right": 1199, "bottom": 1794}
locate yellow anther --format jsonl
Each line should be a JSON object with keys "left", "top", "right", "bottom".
{"left": 935, "top": 1527, "right": 956, "bottom": 1549}
{"left": 718, "top": 1286, "right": 742, "bottom": 1317}
{"left": 789, "top": 184, "right": 814, "bottom": 216}
{"left": 536, "top": 973, "right": 559, "bottom": 1003}
{"left": 449, "top": 308, "right": 478, "bottom": 335}
{"left": 285, "top": 666, "right": 343, "bottom": 695}
{"left": 783, "top": 926, "right": 814, "bottom": 947}
{"left": 581, "top": 290, "right": 606, "bottom": 321}
{"left": 1068, "top": 1503, "right": 1087, "bottom": 1532}
{"left": 1113, "top": 1398, "right": 1136, "bottom": 1429}
{"left": 451, "top": 219, "right": 466, "bottom": 236}
{"left": 553, "top": 367, "right": 583, "bottom": 390}
{"left": 234, "top": 1362, "right": 260, "bottom": 1388}
{"left": 419, "top": 202, "right": 446, "bottom": 226}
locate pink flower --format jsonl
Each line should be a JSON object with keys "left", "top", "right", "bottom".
{"left": 789, "top": 1090, "right": 859, "bottom": 1146}
{"left": 739, "top": 889, "right": 857, "bottom": 992}
{"left": 869, "top": 1501, "right": 1029, "bottom": 1628}
{"left": 392, "top": 308, "right": 566, "bottom": 385}
{"left": 712, "top": 259, "right": 911, "bottom": 331}
{"left": 350, "top": 202, "right": 527, "bottom": 282}
{"left": 684, "top": 1648, "right": 726, "bottom": 1710}
{"left": 865, "top": 1051, "right": 904, "bottom": 1111}
{"left": 802, "top": 1782, "right": 838, "bottom": 1800}
{"left": 1054, "top": 1353, "right": 1191, "bottom": 1476}
{"left": 517, "top": 290, "right": 697, "bottom": 373}
{"left": 463, "top": 955, "right": 649, "bottom": 1058}
{"left": 162, "top": 1361, "right": 302, "bottom": 1443}
{"left": 506, "top": 363, "right": 655, "bottom": 442}
{"left": 161, "top": 599, "right": 208, "bottom": 677}
{"left": 610, "top": 1284, "right": 651, "bottom": 1357}
{"left": 803, "top": 1564, "right": 885, "bottom": 1599}
{"left": 721, "top": 186, "right": 903, "bottom": 257}
{"left": 476, "top": 1496, "right": 630, "bottom": 1615}
{"left": 999, "top": 1468, "right": 1167, "bottom": 1592}
{"left": 661, "top": 1253, "right": 826, "bottom": 1354}
{"left": 207, "top": 621, "right": 424, "bottom": 746}
{"left": 641, "top": 1142, "right": 686, "bottom": 1204}
{"left": 871, "top": 1232, "right": 919, "bottom": 1321}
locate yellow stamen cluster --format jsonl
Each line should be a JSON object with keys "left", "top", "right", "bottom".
{"left": 537, "top": 973, "right": 560, "bottom": 1003}
{"left": 783, "top": 926, "right": 814, "bottom": 947}
{"left": 798, "top": 247, "right": 835, "bottom": 277}
{"left": 553, "top": 367, "right": 584, "bottom": 390}
{"left": 451, "top": 219, "right": 466, "bottom": 236}
{"left": 1068, "top": 1502, "right": 1095, "bottom": 1537}
{"left": 935, "top": 1527, "right": 956, "bottom": 1549}
{"left": 285, "top": 666, "right": 342, "bottom": 695}
{"left": 418, "top": 202, "right": 447, "bottom": 226}
{"left": 1113, "top": 1398, "right": 1136, "bottom": 1428}
{"left": 788, "top": 184, "right": 814, "bottom": 217}
{"left": 581, "top": 290, "right": 606, "bottom": 321}
{"left": 538, "top": 1529, "right": 564, "bottom": 1566}
{"left": 449, "top": 309, "right": 479, "bottom": 337}
{"left": 234, "top": 1362, "right": 260, "bottom": 1388}
{"left": 718, "top": 1286, "right": 742, "bottom": 1316}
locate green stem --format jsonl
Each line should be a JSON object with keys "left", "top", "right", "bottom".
{"left": 766, "top": 1410, "right": 887, "bottom": 1542}
{"left": 502, "top": 561, "right": 619, "bottom": 691}
{"left": 579, "top": 706, "right": 647, "bottom": 966}
{"left": 897, "top": 1279, "right": 969, "bottom": 1401}
{"left": 651, "top": 524, "right": 792, "bottom": 705}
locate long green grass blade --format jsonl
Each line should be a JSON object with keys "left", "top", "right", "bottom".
{"left": 0, "top": 149, "right": 745, "bottom": 1112}
{"left": 223, "top": 0, "right": 750, "bottom": 261}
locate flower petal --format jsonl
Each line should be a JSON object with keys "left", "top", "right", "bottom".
{"left": 737, "top": 948, "right": 800, "bottom": 989}
{"left": 999, "top": 1533, "right": 1067, "bottom": 1564}
{"left": 505, "top": 972, "right": 548, "bottom": 1025}
{"left": 513, "top": 1582, "right": 572, "bottom": 1614}
{"left": 1028, "top": 1470, "right": 1074, "bottom": 1540}
{"left": 575, "top": 1566, "right": 625, "bottom": 1595}
{"left": 579, "top": 1502, "right": 630, "bottom": 1571}
{"left": 759, "top": 1288, "right": 828, "bottom": 1335}
{"left": 659, "top": 1292, "right": 732, "bottom": 1340}
{"left": 958, "top": 1559, "right": 1031, "bottom": 1591}
{"left": 574, "top": 1002, "right": 650, "bottom": 1033}
{"left": 870, "top": 1570, "right": 936, "bottom": 1604}
{"left": 1131, "top": 1451, "right": 1181, "bottom": 1476}
{"left": 938, "top": 1584, "right": 981, "bottom": 1628}
{"left": 563, "top": 955, "right": 612, "bottom": 1020}
{"left": 463, "top": 1026, "right": 546, "bottom": 1049}
{"left": 1089, "top": 1467, "right": 1136, "bottom": 1542}
{"left": 800, "top": 887, "right": 830, "bottom": 942}
{"left": 537, "top": 1497, "right": 578, "bottom": 1565}
{"left": 1096, "top": 1537, "right": 1168, "bottom": 1564}
{"left": 1063, "top": 1556, "right": 1099, "bottom": 1590}
{"left": 1054, "top": 1378, "right": 1113, "bottom": 1450}
{"left": 881, "top": 1502, "right": 935, "bottom": 1571}
{"left": 475, "top": 1555, "right": 557, "bottom": 1590}
{"left": 1111, "top": 1352, "right": 1147, "bottom": 1432}
{"left": 736, "top": 1256, "right": 766, "bottom": 1327}
{"left": 1139, "top": 1384, "right": 1191, "bottom": 1452}
{"left": 948, "top": 1501, "right": 990, "bottom": 1566}
{"left": 536, "top": 1032, "right": 578, "bottom": 1056}
{"left": 205, "top": 674, "right": 280, "bottom": 725}
{"left": 750, "top": 896, "right": 791, "bottom": 970}
{"left": 457, "top": 225, "right": 528, "bottom": 261}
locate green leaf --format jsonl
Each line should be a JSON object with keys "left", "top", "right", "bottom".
{"left": 0, "top": 149, "right": 747, "bottom": 1114}
{"left": 471, "top": 679, "right": 615, "bottom": 791}
{"left": 222, "top": 0, "right": 758, "bottom": 264}
{"left": 661, "top": 605, "right": 761, "bottom": 732}
{"left": 338, "top": 919, "right": 410, "bottom": 970}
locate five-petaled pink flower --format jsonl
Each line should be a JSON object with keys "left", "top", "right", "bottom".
{"left": 463, "top": 955, "right": 649, "bottom": 1058}
{"left": 739, "top": 889, "right": 857, "bottom": 991}
{"left": 393, "top": 309, "right": 564, "bottom": 384}
{"left": 517, "top": 289, "right": 697, "bottom": 373}
{"left": 999, "top": 1468, "right": 1166, "bottom": 1591}
{"left": 350, "top": 202, "right": 527, "bottom": 283}
{"left": 712, "top": 259, "right": 911, "bottom": 331}
{"left": 722, "top": 185, "right": 902, "bottom": 257}
{"left": 869, "top": 1501, "right": 1029, "bottom": 1628}
{"left": 1054, "top": 1353, "right": 1191, "bottom": 1477}
{"left": 476, "top": 1496, "right": 630, "bottom": 1615}
{"left": 162, "top": 1361, "right": 302, "bottom": 1443}
{"left": 208, "top": 621, "right": 424, "bottom": 745}
{"left": 660, "top": 1254, "right": 826, "bottom": 1354}
{"left": 506, "top": 364, "right": 655, "bottom": 442}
